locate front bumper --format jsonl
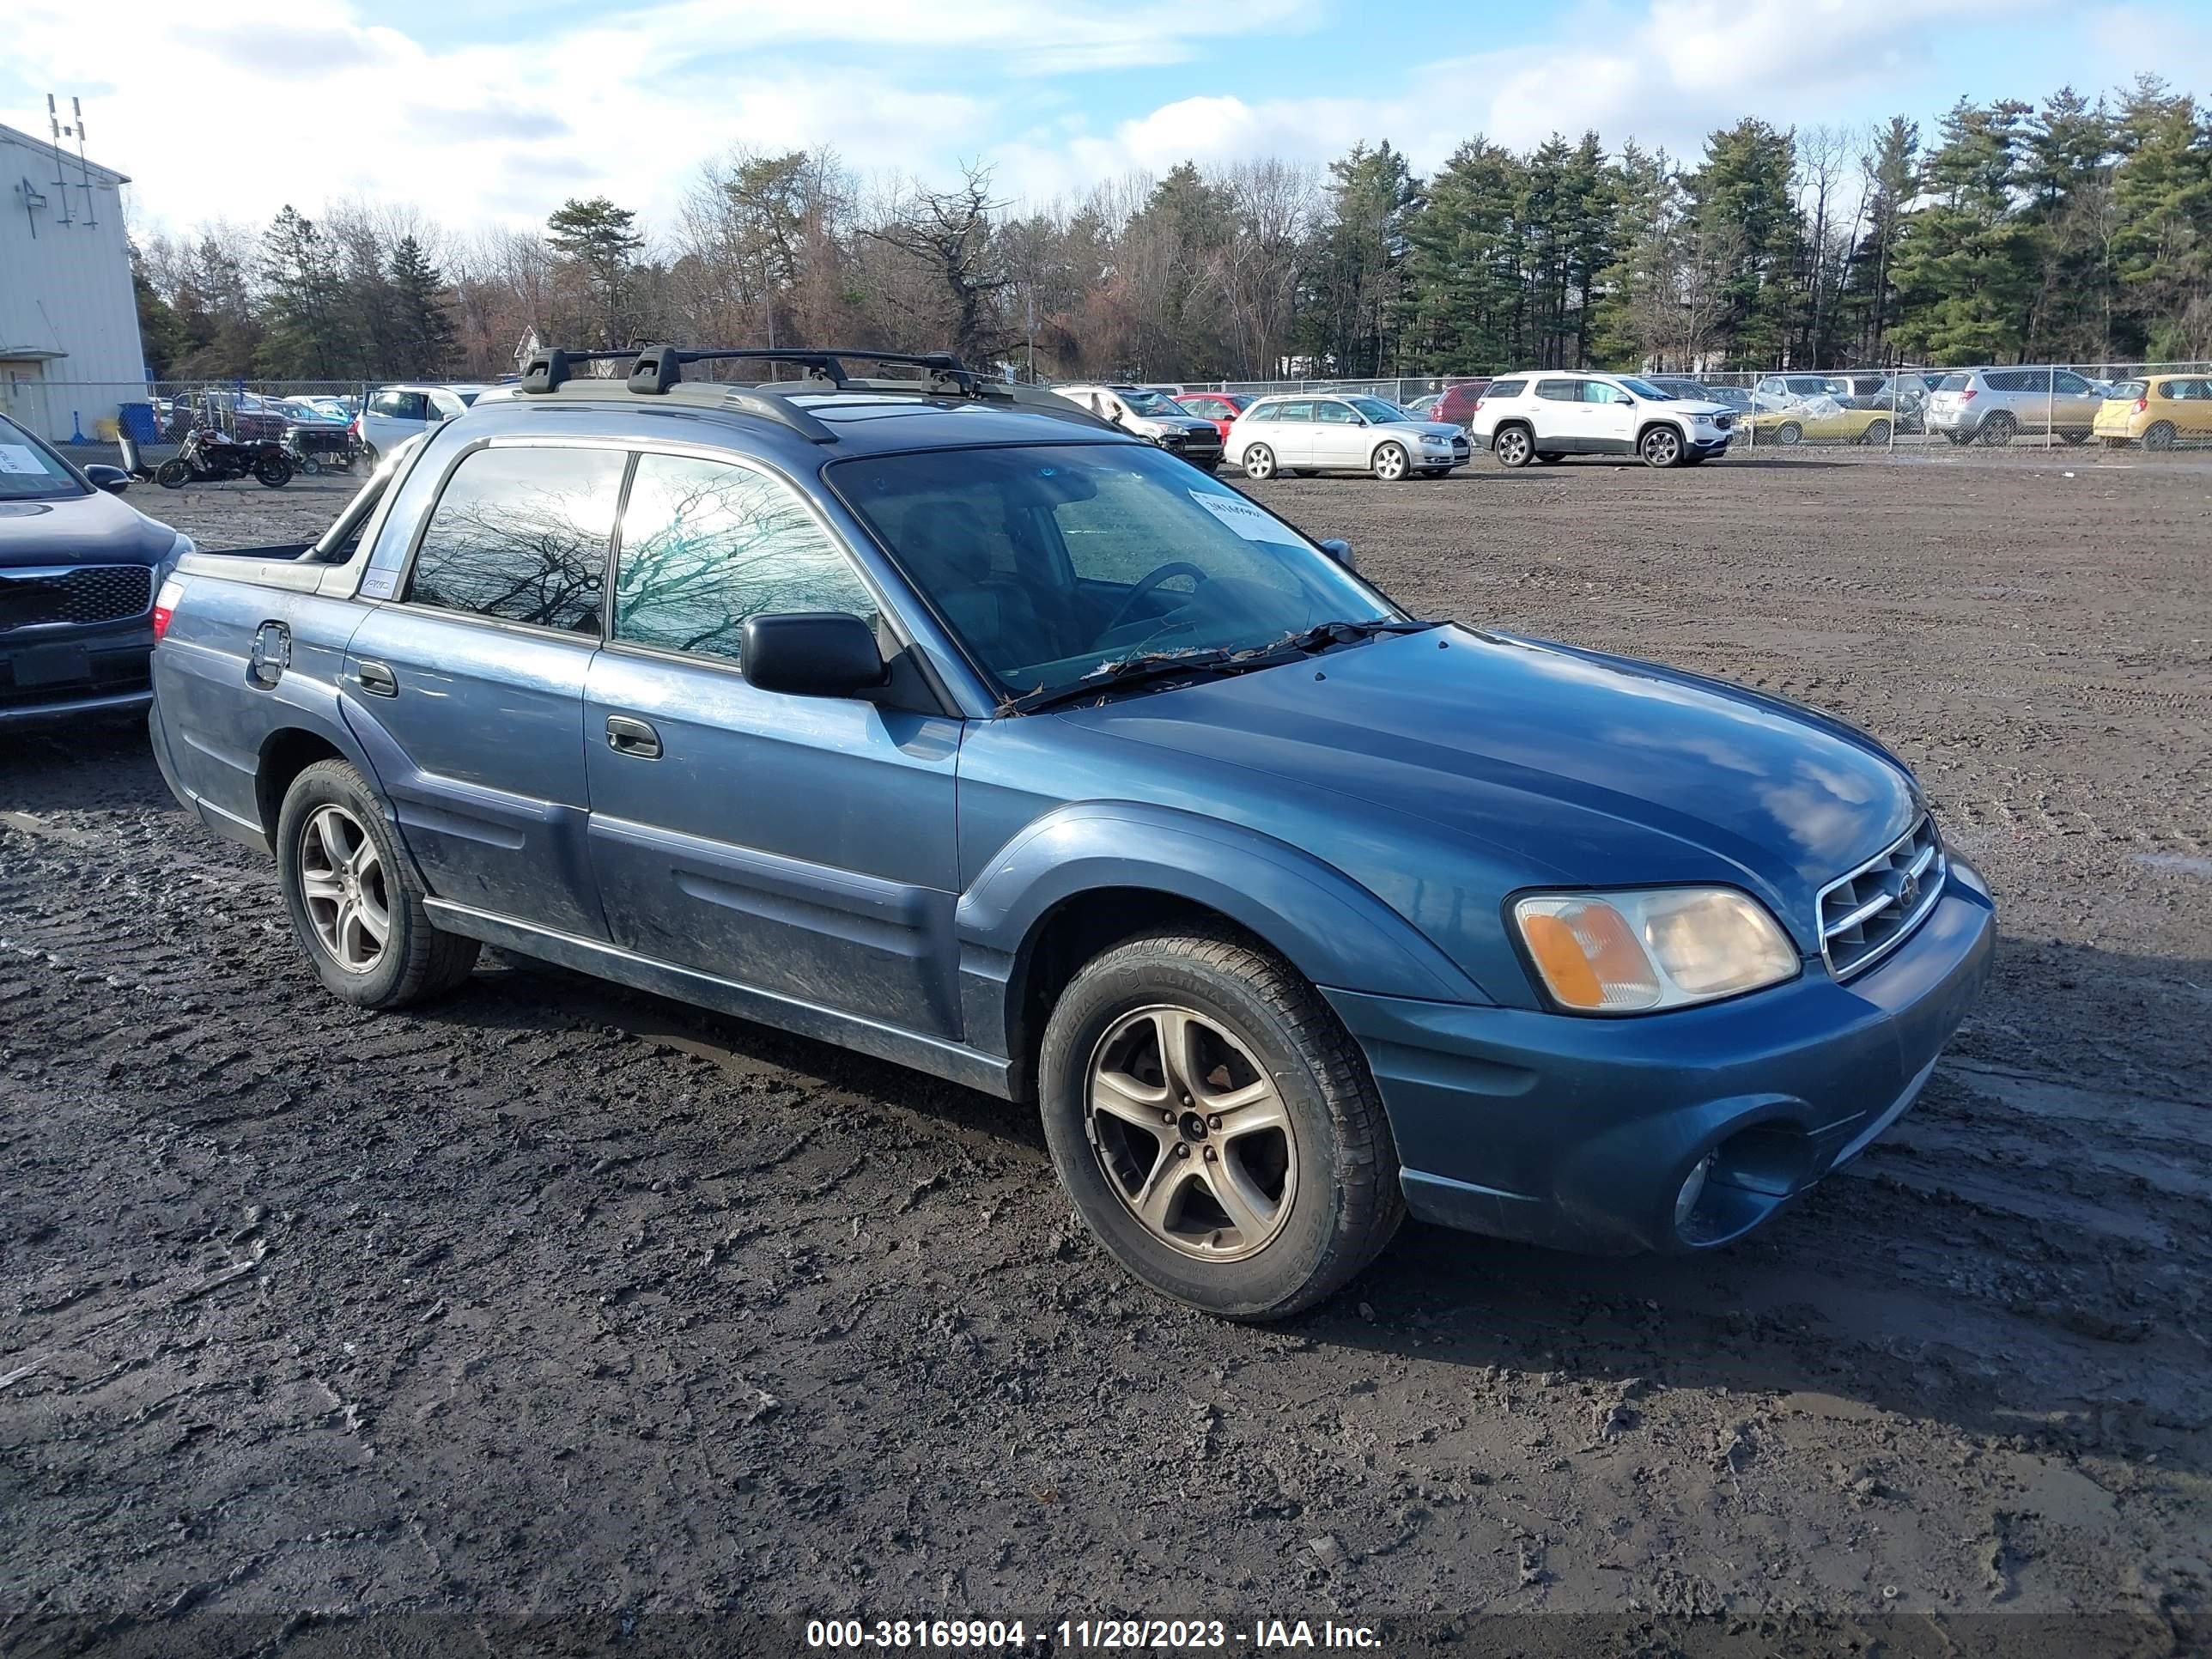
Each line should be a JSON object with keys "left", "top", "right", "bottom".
{"left": 1325, "top": 856, "right": 1996, "bottom": 1255}
{"left": 0, "top": 623, "right": 156, "bottom": 726}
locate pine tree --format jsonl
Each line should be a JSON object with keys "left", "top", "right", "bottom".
{"left": 258, "top": 206, "right": 359, "bottom": 378}
{"left": 387, "top": 236, "right": 458, "bottom": 377}
{"left": 546, "top": 197, "right": 648, "bottom": 348}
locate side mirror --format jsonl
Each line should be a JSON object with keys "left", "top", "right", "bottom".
{"left": 1319, "top": 538, "right": 1356, "bottom": 572}
{"left": 741, "top": 612, "right": 888, "bottom": 699}
{"left": 83, "top": 464, "right": 130, "bottom": 494}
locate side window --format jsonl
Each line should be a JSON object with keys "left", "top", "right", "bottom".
{"left": 405, "top": 446, "right": 623, "bottom": 635}
{"left": 1274, "top": 400, "right": 1315, "bottom": 423}
{"left": 400, "top": 392, "right": 432, "bottom": 421}
{"left": 1535, "top": 380, "right": 1580, "bottom": 402}
{"left": 1487, "top": 380, "right": 1527, "bottom": 399}
{"left": 614, "top": 453, "right": 876, "bottom": 667}
{"left": 428, "top": 392, "right": 465, "bottom": 421}
{"left": 1583, "top": 382, "right": 1626, "bottom": 405}
{"left": 369, "top": 390, "right": 404, "bottom": 419}
{"left": 1315, "top": 401, "right": 1358, "bottom": 424}
{"left": 2055, "top": 372, "right": 2093, "bottom": 394}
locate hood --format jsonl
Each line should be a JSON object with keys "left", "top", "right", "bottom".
{"left": 1139, "top": 414, "right": 1218, "bottom": 436}
{"left": 1380, "top": 419, "right": 1469, "bottom": 441}
{"left": 1063, "top": 626, "right": 1917, "bottom": 980}
{"left": 0, "top": 489, "right": 182, "bottom": 568}
{"left": 1665, "top": 400, "right": 1735, "bottom": 418}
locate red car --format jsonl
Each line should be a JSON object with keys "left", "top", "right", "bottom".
{"left": 1431, "top": 380, "right": 1492, "bottom": 428}
{"left": 1173, "top": 392, "right": 1253, "bottom": 441}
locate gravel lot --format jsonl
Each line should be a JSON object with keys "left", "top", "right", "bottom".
{"left": 3, "top": 456, "right": 2208, "bottom": 1656}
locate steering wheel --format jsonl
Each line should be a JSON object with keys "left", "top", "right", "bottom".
{"left": 1106, "top": 562, "right": 1211, "bottom": 635}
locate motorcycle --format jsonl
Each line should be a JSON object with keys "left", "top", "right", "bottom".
{"left": 155, "top": 426, "right": 295, "bottom": 489}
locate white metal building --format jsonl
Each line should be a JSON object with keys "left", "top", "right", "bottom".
{"left": 1, "top": 121, "right": 146, "bottom": 443}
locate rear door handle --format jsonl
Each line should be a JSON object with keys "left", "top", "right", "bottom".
{"left": 355, "top": 659, "right": 398, "bottom": 696}
{"left": 605, "top": 714, "right": 661, "bottom": 760}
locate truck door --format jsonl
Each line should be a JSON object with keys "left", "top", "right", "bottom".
{"left": 339, "top": 441, "right": 625, "bottom": 940}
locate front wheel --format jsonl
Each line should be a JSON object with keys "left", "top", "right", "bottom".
{"left": 1492, "top": 426, "right": 1534, "bottom": 468}
{"left": 277, "top": 760, "right": 480, "bottom": 1009}
{"left": 1861, "top": 419, "right": 1892, "bottom": 446}
{"left": 1980, "top": 413, "right": 2016, "bottom": 447}
{"left": 154, "top": 459, "right": 190, "bottom": 489}
{"left": 254, "top": 454, "right": 294, "bottom": 488}
{"left": 1038, "top": 929, "right": 1404, "bottom": 1320}
{"left": 1639, "top": 426, "right": 1683, "bottom": 467}
{"left": 1242, "top": 444, "right": 1277, "bottom": 482}
{"left": 1371, "top": 441, "right": 1409, "bottom": 482}
{"left": 1775, "top": 422, "right": 1803, "bottom": 447}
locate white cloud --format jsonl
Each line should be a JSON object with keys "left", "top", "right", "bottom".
{"left": 0, "top": 0, "right": 1313, "bottom": 235}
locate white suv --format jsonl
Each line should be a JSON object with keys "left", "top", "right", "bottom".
{"left": 355, "top": 383, "right": 491, "bottom": 466}
{"left": 1470, "top": 372, "right": 1738, "bottom": 468}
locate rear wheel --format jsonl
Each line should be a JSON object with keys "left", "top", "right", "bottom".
{"left": 1038, "top": 928, "right": 1404, "bottom": 1320}
{"left": 361, "top": 442, "right": 380, "bottom": 470}
{"left": 1492, "top": 426, "right": 1534, "bottom": 468}
{"left": 1242, "top": 443, "right": 1277, "bottom": 482}
{"left": 1371, "top": 441, "right": 1409, "bottom": 482}
{"left": 1638, "top": 425, "right": 1683, "bottom": 467}
{"left": 1979, "top": 412, "right": 2016, "bottom": 447}
{"left": 2145, "top": 422, "right": 2177, "bottom": 451}
{"left": 1775, "top": 422, "right": 1803, "bottom": 447}
{"left": 254, "top": 454, "right": 294, "bottom": 489}
{"left": 277, "top": 760, "right": 479, "bottom": 1010}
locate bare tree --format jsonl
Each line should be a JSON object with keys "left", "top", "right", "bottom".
{"left": 862, "top": 161, "right": 1012, "bottom": 364}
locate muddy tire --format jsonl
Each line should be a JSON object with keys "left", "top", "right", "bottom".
{"left": 276, "top": 760, "right": 479, "bottom": 1010}
{"left": 1037, "top": 928, "right": 1403, "bottom": 1321}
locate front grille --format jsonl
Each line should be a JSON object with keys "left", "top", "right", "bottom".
{"left": 1714, "top": 414, "right": 1736, "bottom": 430}
{"left": 1818, "top": 816, "right": 1943, "bottom": 980}
{"left": 0, "top": 565, "right": 154, "bottom": 632}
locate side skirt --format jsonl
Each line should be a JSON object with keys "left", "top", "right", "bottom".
{"left": 423, "top": 898, "right": 1017, "bottom": 1100}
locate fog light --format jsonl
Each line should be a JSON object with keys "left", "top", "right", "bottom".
{"left": 1674, "top": 1154, "right": 1715, "bottom": 1231}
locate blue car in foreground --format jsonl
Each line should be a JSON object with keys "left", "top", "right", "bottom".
{"left": 147, "top": 346, "right": 1996, "bottom": 1319}
{"left": 0, "top": 412, "right": 195, "bottom": 724}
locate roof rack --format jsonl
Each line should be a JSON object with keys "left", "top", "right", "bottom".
{"left": 512, "top": 343, "right": 1113, "bottom": 444}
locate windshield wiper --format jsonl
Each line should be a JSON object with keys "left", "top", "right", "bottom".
{"left": 1000, "top": 648, "right": 1241, "bottom": 715}
{"left": 999, "top": 619, "right": 1443, "bottom": 717}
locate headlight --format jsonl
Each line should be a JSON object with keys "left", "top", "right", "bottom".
{"left": 1512, "top": 888, "right": 1799, "bottom": 1013}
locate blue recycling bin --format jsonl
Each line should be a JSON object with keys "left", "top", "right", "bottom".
{"left": 119, "top": 403, "right": 158, "bottom": 444}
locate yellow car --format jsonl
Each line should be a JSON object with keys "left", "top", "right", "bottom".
{"left": 2094, "top": 374, "right": 2212, "bottom": 449}
{"left": 1741, "top": 402, "right": 1897, "bottom": 446}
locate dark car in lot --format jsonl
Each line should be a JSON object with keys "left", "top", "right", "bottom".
{"left": 147, "top": 343, "right": 1996, "bottom": 1320}
{"left": 0, "top": 412, "right": 196, "bottom": 725}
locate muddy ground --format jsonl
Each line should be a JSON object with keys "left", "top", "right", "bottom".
{"left": 2, "top": 456, "right": 2208, "bottom": 1656}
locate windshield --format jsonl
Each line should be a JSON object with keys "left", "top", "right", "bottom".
{"left": 0, "top": 416, "right": 88, "bottom": 501}
{"left": 1615, "top": 377, "right": 1673, "bottom": 400}
{"left": 832, "top": 443, "right": 1398, "bottom": 698}
{"left": 1347, "top": 397, "right": 1408, "bottom": 423}
{"left": 1115, "top": 389, "right": 1182, "bottom": 416}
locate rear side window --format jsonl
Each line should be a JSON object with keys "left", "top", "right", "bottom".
{"left": 1535, "top": 380, "right": 1580, "bottom": 402}
{"left": 405, "top": 445, "right": 623, "bottom": 635}
{"left": 2113, "top": 380, "right": 2148, "bottom": 399}
{"left": 1487, "top": 380, "right": 1527, "bottom": 398}
{"left": 614, "top": 453, "right": 876, "bottom": 667}
{"left": 1273, "top": 401, "right": 1315, "bottom": 423}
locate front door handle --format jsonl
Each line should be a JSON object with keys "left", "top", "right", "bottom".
{"left": 605, "top": 714, "right": 661, "bottom": 760}
{"left": 355, "top": 659, "right": 398, "bottom": 697}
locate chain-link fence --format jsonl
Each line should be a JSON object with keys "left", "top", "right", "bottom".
{"left": 1165, "top": 364, "right": 2212, "bottom": 455}
{"left": 1, "top": 379, "right": 378, "bottom": 473}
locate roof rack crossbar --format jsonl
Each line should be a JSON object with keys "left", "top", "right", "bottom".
{"left": 521, "top": 343, "right": 989, "bottom": 398}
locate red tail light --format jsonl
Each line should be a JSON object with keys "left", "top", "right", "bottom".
{"left": 152, "top": 577, "right": 185, "bottom": 642}
{"left": 1472, "top": 398, "right": 1485, "bottom": 412}
{"left": 2135, "top": 398, "right": 2148, "bottom": 414}
{"left": 1957, "top": 388, "right": 1977, "bottom": 402}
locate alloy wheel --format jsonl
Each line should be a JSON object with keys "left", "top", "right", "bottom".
{"left": 1085, "top": 1004, "right": 1299, "bottom": 1262}
{"left": 1373, "top": 443, "right": 1407, "bottom": 481}
{"left": 1642, "top": 428, "right": 1680, "bottom": 466}
{"left": 298, "top": 805, "right": 391, "bottom": 974}
{"left": 1243, "top": 445, "right": 1275, "bottom": 481}
{"left": 1495, "top": 428, "right": 1531, "bottom": 467}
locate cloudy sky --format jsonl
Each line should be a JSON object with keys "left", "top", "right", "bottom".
{"left": 5, "top": 0, "right": 2207, "bottom": 239}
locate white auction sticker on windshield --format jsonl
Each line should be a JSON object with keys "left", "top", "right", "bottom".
{"left": 1188, "top": 488, "right": 1297, "bottom": 544}
{"left": 0, "top": 444, "right": 49, "bottom": 475}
